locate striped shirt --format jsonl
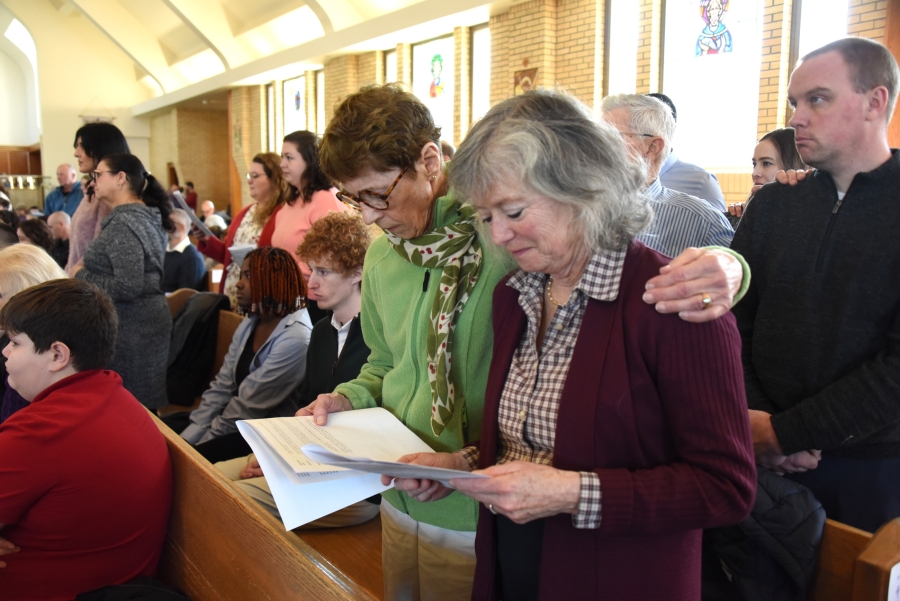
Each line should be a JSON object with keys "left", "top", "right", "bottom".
{"left": 460, "top": 250, "right": 627, "bottom": 529}
{"left": 636, "top": 178, "right": 734, "bottom": 258}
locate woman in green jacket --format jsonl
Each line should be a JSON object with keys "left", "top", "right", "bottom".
{"left": 301, "top": 84, "right": 747, "bottom": 601}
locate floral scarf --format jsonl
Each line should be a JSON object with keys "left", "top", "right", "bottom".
{"left": 385, "top": 204, "right": 483, "bottom": 435}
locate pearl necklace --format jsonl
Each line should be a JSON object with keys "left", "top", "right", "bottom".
{"left": 546, "top": 276, "right": 566, "bottom": 307}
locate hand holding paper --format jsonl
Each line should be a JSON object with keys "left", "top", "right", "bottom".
{"left": 237, "top": 408, "right": 487, "bottom": 529}
{"left": 301, "top": 445, "right": 487, "bottom": 489}
{"left": 386, "top": 452, "right": 475, "bottom": 503}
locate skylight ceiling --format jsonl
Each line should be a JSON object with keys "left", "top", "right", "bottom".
{"left": 52, "top": 0, "right": 495, "bottom": 111}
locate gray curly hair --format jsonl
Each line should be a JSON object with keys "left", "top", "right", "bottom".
{"left": 449, "top": 89, "right": 651, "bottom": 252}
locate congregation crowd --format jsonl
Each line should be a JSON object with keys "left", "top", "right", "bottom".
{"left": 0, "top": 35, "right": 898, "bottom": 601}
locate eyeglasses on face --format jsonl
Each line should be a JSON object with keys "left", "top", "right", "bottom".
{"left": 617, "top": 130, "right": 655, "bottom": 139}
{"left": 246, "top": 172, "right": 267, "bottom": 181}
{"left": 336, "top": 162, "right": 412, "bottom": 211}
{"left": 91, "top": 170, "right": 116, "bottom": 181}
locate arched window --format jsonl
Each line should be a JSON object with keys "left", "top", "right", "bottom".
{"left": 1, "top": 18, "right": 40, "bottom": 145}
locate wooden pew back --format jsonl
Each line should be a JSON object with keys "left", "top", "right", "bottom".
{"left": 809, "top": 518, "right": 900, "bottom": 601}
{"left": 152, "top": 414, "right": 382, "bottom": 600}
{"left": 213, "top": 309, "right": 244, "bottom": 379}
{"left": 166, "top": 289, "right": 198, "bottom": 318}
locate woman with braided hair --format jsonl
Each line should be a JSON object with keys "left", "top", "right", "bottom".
{"left": 166, "top": 246, "right": 313, "bottom": 463}
{"left": 74, "top": 153, "right": 172, "bottom": 409}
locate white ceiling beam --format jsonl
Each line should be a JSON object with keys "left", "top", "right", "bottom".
{"left": 132, "top": 0, "right": 492, "bottom": 116}
{"left": 304, "top": 0, "right": 335, "bottom": 34}
{"left": 68, "top": 0, "right": 184, "bottom": 93}
{"left": 161, "top": 0, "right": 250, "bottom": 69}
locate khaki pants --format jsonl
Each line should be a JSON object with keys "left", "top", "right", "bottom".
{"left": 380, "top": 500, "right": 477, "bottom": 601}
{"left": 215, "top": 454, "right": 380, "bottom": 529}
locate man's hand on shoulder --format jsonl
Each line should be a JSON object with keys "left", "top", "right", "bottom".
{"left": 774, "top": 169, "right": 813, "bottom": 186}
{"left": 643, "top": 248, "right": 743, "bottom": 323}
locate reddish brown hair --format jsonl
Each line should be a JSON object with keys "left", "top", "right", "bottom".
{"left": 319, "top": 84, "right": 441, "bottom": 183}
{"left": 296, "top": 211, "right": 371, "bottom": 274}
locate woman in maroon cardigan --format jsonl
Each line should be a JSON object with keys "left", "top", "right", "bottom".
{"left": 385, "top": 90, "right": 756, "bottom": 600}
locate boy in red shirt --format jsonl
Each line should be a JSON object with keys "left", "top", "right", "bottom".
{"left": 0, "top": 279, "right": 172, "bottom": 601}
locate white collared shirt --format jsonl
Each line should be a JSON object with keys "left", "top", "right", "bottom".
{"left": 331, "top": 314, "right": 355, "bottom": 356}
{"left": 167, "top": 236, "right": 192, "bottom": 253}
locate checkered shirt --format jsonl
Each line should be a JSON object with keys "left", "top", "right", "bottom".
{"left": 460, "top": 248, "right": 626, "bottom": 530}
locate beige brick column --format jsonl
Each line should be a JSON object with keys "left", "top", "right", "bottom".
{"left": 274, "top": 80, "right": 284, "bottom": 147}
{"left": 397, "top": 43, "right": 413, "bottom": 86}
{"left": 228, "top": 86, "right": 265, "bottom": 210}
{"left": 455, "top": 26, "right": 471, "bottom": 145}
{"left": 556, "top": 0, "right": 604, "bottom": 109}
{"left": 758, "top": 0, "right": 794, "bottom": 135}
{"left": 324, "top": 55, "right": 360, "bottom": 124}
{"left": 636, "top": 0, "right": 662, "bottom": 93}
{"left": 358, "top": 51, "right": 385, "bottom": 87}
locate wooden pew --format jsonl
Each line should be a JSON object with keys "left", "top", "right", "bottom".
{"left": 158, "top": 309, "right": 243, "bottom": 418}
{"left": 153, "top": 401, "right": 900, "bottom": 601}
{"left": 152, "top": 414, "right": 383, "bottom": 600}
{"left": 809, "top": 518, "right": 900, "bottom": 601}
{"left": 166, "top": 288, "right": 198, "bottom": 318}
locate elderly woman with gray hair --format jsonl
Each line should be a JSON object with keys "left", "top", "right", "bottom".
{"left": 388, "top": 90, "right": 756, "bottom": 601}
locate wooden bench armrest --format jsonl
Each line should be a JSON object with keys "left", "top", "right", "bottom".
{"left": 853, "top": 518, "right": 900, "bottom": 600}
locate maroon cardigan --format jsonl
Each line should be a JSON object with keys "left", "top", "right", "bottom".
{"left": 472, "top": 242, "right": 756, "bottom": 601}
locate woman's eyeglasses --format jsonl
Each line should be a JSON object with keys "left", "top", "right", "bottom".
{"left": 246, "top": 172, "right": 266, "bottom": 181}
{"left": 336, "top": 162, "right": 411, "bottom": 211}
{"left": 91, "top": 170, "right": 115, "bottom": 181}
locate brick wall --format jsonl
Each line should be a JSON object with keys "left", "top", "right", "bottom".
{"left": 454, "top": 26, "right": 471, "bottom": 145}
{"left": 324, "top": 55, "right": 360, "bottom": 124}
{"left": 490, "top": 0, "right": 557, "bottom": 107}
{"left": 149, "top": 111, "right": 174, "bottom": 187}
{"left": 635, "top": 0, "right": 662, "bottom": 93}
{"left": 757, "top": 0, "right": 794, "bottom": 137}
{"left": 175, "top": 108, "right": 230, "bottom": 211}
{"left": 397, "top": 44, "right": 412, "bottom": 86}
{"left": 849, "top": 0, "right": 887, "bottom": 42}
{"left": 229, "top": 86, "right": 265, "bottom": 209}
{"left": 556, "top": 0, "right": 601, "bottom": 107}
{"left": 149, "top": 108, "right": 230, "bottom": 211}
{"left": 358, "top": 51, "right": 384, "bottom": 87}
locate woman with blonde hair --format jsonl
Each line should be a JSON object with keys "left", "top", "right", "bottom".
{"left": 195, "top": 152, "right": 289, "bottom": 307}
{"left": 0, "top": 244, "right": 67, "bottom": 422}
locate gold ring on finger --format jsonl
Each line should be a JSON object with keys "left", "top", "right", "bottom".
{"left": 701, "top": 293, "right": 712, "bottom": 309}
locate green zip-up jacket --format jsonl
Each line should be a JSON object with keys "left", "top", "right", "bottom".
{"left": 335, "top": 195, "right": 512, "bottom": 531}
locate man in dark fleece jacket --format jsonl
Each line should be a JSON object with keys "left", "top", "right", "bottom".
{"left": 731, "top": 37, "right": 900, "bottom": 533}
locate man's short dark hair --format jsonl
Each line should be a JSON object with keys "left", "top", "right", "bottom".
{"left": 0, "top": 279, "right": 118, "bottom": 371}
{"left": 804, "top": 37, "right": 900, "bottom": 122}
{"left": 186, "top": 181, "right": 194, "bottom": 188}
{"left": 0, "top": 223, "right": 16, "bottom": 248}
